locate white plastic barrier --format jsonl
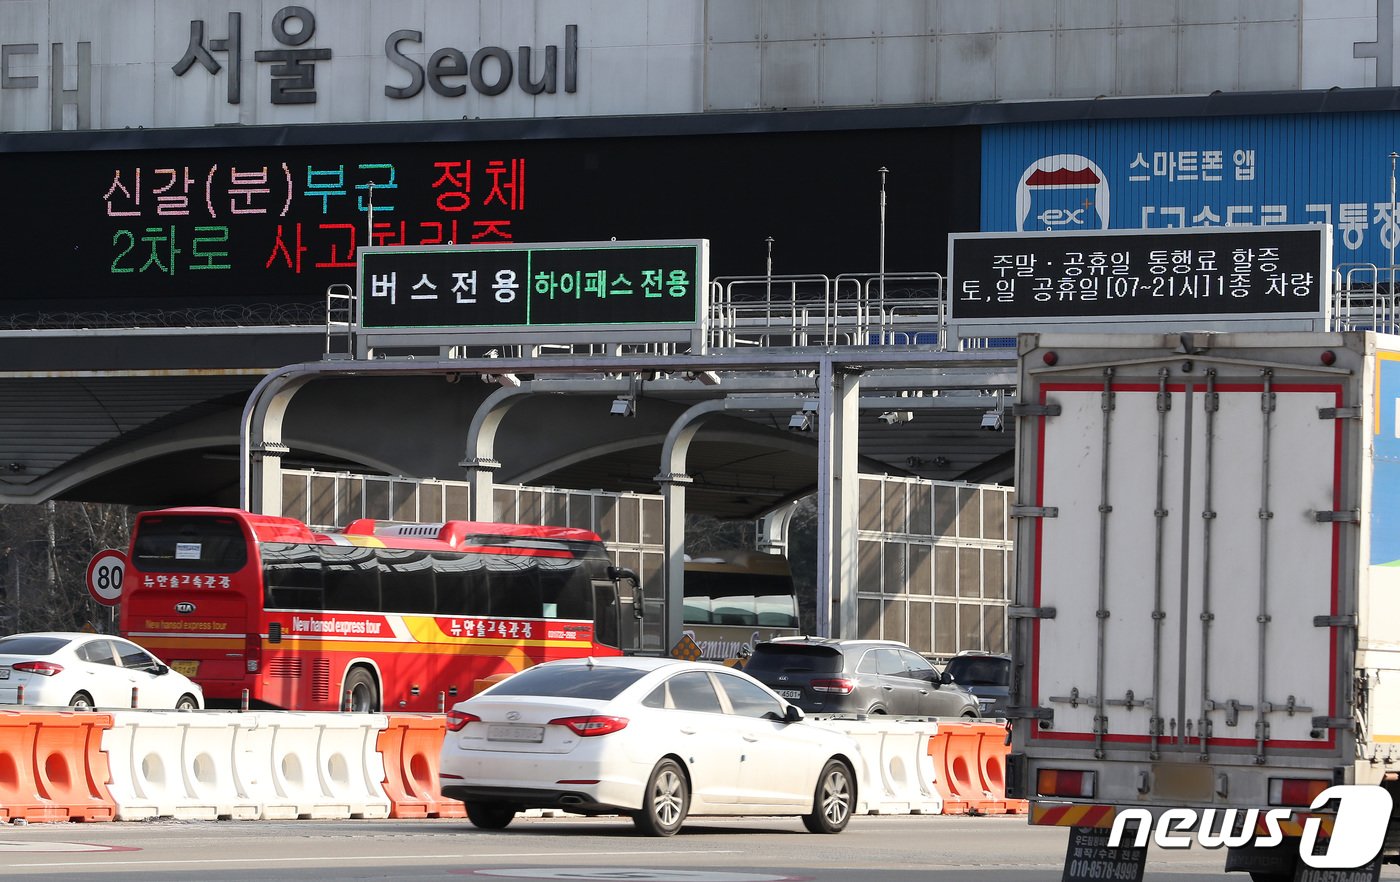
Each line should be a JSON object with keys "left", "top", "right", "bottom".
{"left": 104, "top": 711, "right": 261, "bottom": 821}
{"left": 804, "top": 716, "right": 943, "bottom": 816}
{"left": 253, "top": 713, "right": 390, "bottom": 820}
{"left": 102, "top": 711, "right": 390, "bottom": 821}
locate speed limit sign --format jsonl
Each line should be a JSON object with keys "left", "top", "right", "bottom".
{"left": 86, "top": 549, "right": 128, "bottom": 606}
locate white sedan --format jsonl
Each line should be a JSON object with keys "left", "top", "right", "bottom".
{"left": 0, "top": 632, "right": 204, "bottom": 710}
{"left": 439, "top": 656, "right": 860, "bottom": 836}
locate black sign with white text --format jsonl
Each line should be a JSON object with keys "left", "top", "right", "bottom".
{"left": 949, "top": 226, "right": 1329, "bottom": 331}
{"left": 358, "top": 241, "right": 704, "bottom": 331}
{"left": 1062, "top": 826, "right": 1147, "bottom": 882}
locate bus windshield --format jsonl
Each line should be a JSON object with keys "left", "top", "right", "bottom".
{"left": 681, "top": 550, "right": 800, "bottom": 662}
{"left": 120, "top": 507, "right": 639, "bottom": 712}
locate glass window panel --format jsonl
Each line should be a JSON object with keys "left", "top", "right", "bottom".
{"left": 934, "top": 545, "right": 958, "bottom": 596}
{"left": 909, "top": 482, "right": 932, "bottom": 536}
{"left": 883, "top": 481, "right": 907, "bottom": 535}
{"left": 908, "top": 599, "right": 932, "bottom": 654}
{"left": 858, "top": 540, "right": 882, "bottom": 594}
{"left": 883, "top": 542, "right": 906, "bottom": 594}
{"left": 858, "top": 598, "right": 883, "bottom": 639}
{"left": 956, "top": 486, "right": 980, "bottom": 539}
{"left": 958, "top": 547, "right": 982, "bottom": 597}
{"left": 982, "top": 488, "right": 1007, "bottom": 541}
{"left": 858, "top": 477, "right": 882, "bottom": 531}
{"left": 908, "top": 544, "right": 932, "bottom": 595}
{"left": 958, "top": 603, "right": 982, "bottom": 652}
{"left": 883, "top": 598, "right": 906, "bottom": 644}
{"left": 934, "top": 601, "right": 957, "bottom": 655}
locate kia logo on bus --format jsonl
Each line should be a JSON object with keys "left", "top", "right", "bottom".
{"left": 174, "top": 602, "right": 196, "bottom": 614}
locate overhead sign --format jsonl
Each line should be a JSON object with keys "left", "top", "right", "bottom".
{"left": 948, "top": 224, "right": 1330, "bottom": 337}
{"left": 86, "top": 549, "right": 128, "bottom": 606}
{"left": 356, "top": 239, "right": 708, "bottom": 352}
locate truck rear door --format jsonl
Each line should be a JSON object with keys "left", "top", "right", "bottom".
{"left": 1015, "top": 334, "right": 1353, "bottom": 773}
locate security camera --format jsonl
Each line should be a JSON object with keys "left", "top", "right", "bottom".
{"left": 878, "top": 411, "right": 914, "bottom": 424}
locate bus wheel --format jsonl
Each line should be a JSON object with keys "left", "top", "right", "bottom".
{"left": 343, "top": 668, "right": 379, "bottom": 712}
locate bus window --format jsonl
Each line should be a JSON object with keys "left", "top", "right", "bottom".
{"left": 539, "top": 558, "right": 590, "bottom": 619}
{"left": 321, "top": 545, "right": 380, "bottom": 612}
{"left": 377, "top": 548, "right": 435, "bottom": 614}
{"left": 131, "top": 514, "right": 247, "bottom": 573}
{"left": 262, "top": 543, "right": 324, "bottom": 610}
{"left": 593, "top": 583, "right": 619, "bottom": 649}
{"left": 682, "top": 550, "right": 800, "bottom": 663}
{"left": 487, "top": 556, "right": 543, "bottom": 618}
{"left": 434, "top": 553, "right": 488, "bottom": 616}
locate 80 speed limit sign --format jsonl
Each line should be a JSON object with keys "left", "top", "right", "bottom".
{"left": 86, "top": 549, "right": 128, "bottom": 606}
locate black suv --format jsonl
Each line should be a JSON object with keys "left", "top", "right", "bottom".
{"left": 743, "top": 637, "right": 980, "bottom": 717}
{"left": 942, "top": 651, "right": 1011, "bottom": 719}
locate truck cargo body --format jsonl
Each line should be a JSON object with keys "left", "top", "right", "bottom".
{"left": 1007, "top": 332, "right": 1400, "bottom": 862}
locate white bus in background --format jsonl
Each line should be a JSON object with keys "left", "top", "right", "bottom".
{"left": 682, "top": 549, "right": 800, "bottom": 664}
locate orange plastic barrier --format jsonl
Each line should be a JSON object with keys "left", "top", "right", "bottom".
{"left": 926, "top": 720, "right": 1025, "bottom": 815}
{"left": 0, "top": 710, "right": 117, "bottom": 823}
{"left": 376, "top": 713, "right": 465, "bottom": 819}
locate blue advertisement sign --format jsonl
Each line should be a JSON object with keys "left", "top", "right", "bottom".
{"left": 981, "top": 113, "right": 1400, "bottom": 276}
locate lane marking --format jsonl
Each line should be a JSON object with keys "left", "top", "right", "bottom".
{"left": 463, "top": 870, "right": 807, "bottom": 881}
{"left": 0, "top": 849, "right": 738, "bottom": 870}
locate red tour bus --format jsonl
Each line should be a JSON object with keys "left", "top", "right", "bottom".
{"left": 119, "top": 506, "right": 642, "bottom": 712}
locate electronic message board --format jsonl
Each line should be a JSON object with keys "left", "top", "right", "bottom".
{"left": 0, "top": 124, "right": 979, "bottom": 325}
{"left": 356, "top": 240, "right": 705, "bottom": 348}
{"left": 948, "top": 225, "right": 1330, "bottom": 337}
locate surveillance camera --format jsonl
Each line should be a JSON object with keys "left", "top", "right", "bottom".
{"left": 878, "top": 411, "right": 914, "bottom": 424}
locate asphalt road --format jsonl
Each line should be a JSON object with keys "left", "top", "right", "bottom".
{"left": 6, "top": 812, "right": 1395, "bottom": 882}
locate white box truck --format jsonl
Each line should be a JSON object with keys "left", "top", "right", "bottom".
{"left": 1006, "top": 331, "right": 1400, "bottom": 881}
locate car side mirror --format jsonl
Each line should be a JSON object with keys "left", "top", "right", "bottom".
{"left": 784, "top": 704, "right": 805, "bottom": 723}
{"left": 154, "top": 664, "right": 170, "bottom": 676}
{"left": 940, "top": 670, "right": 955, "bottom": 685}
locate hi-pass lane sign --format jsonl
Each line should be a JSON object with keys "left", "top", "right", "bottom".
{"left": 358, "top": 240, "right": 706, "bottom": 331}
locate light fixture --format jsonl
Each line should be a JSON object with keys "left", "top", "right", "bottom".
{"left": 481, "top": 372, "right": 521, "bottom": 388}
{"left": 981, "top": 410, "right": 1004, "bottom": 431}
{"left": 878, "top": 410, "right": 914, "bottom": 424}
{"left": 610, "top": 396, "right": 636, "bottom": 417}
{"left": 686, "top": 370, "right": 722, "bottom": 386}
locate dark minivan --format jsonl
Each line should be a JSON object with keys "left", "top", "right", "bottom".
{"left": 743, "top": 637, "right": 980, "bottom": 717}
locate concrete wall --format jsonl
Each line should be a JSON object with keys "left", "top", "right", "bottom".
{"left": 2, "top": 0, "right": 1395, "bottom": 133}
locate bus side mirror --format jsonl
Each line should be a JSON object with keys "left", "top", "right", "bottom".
{"left": 607, "top": 565, "right": 639, "bottom": 586}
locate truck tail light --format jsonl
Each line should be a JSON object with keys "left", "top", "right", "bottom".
{"left": 1037, "top": 769, "right": 1096, "bottom": 798}
{"left": 446, "top": 709, "right": 481, "bottom": 732}
{"left": 549, "top": 715, "right": 629, "bottom": 736}
{"left": 1268, "top": 778, "right": 1329, "bottom": 807}
{"left": 810, "top": 678, "right": 855, "bottom": 694}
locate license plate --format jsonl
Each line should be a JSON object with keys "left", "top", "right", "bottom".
{"left": 170, "top": 660, "right": 199, "bottom": 677}
{"left": 487, "top": 724, "right": 545, "bottom": 743}
{"left": 777, "top": 689, "right": 801, "bottom": 700}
